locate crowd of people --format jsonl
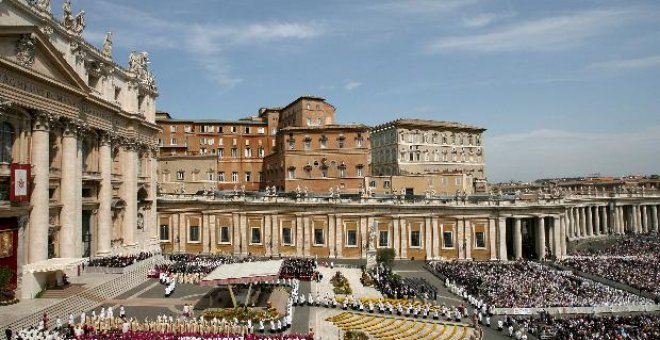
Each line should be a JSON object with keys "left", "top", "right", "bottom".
{"left": 560, "top": 257, "right": 660, "bottom": 298}
{"left": 279, "top": 258, "right": 320, "bottom": 281}
{"left": 432, "top": 260, "right": 653, "bottom": 308}
{"left": 572, "top": 234, "right": 660, "bottom": 257}
{"left": 371, "top": 267, "right": 437, "bottom": 301}
{"left": 524, "top": 312, "right": 660, "bottom": 339}
{"left": 149, "top": 255, "right": 259, "bottom": 285}
{"left": 87, "top": 252, "right": 154, "bottom": 268}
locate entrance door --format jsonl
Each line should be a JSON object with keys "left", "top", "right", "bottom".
{"left": 82, "top": 211, "right": 91, "bottom": 258}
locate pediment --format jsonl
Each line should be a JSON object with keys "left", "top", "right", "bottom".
{"left": 0, "top": 27, "right": 89, "bottom": 94}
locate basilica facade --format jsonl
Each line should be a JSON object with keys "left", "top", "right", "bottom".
{"left": 0, "top": 0, "right": 159, "bottom": 297}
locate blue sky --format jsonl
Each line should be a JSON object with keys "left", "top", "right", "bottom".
{"left": 77, "top": 0, "right": 659, "bottom": 182}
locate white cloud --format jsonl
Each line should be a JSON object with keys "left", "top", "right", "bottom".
{"left": 428, "top": 9, "right": 640, "bottom": 53}
{"left": 344, "top": 81, "right": 362, "bottom": 91}
{"left": 462, "top": 12, "right": 516, "bottom": 28}
{"left": 88, "top": 1, "right": 323, "bottom": 88}
{"left": 488, "top": 127, "right": 660, "bottom": 182}
{"left": 589, "top": 55, "right": 660, "bottom": 72}
{"left": 369, "top": 0, "right": 480, "bottom": 15}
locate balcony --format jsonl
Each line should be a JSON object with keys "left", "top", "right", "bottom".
{"left": 82, "top": 170, "right": 102, "bottom": 182}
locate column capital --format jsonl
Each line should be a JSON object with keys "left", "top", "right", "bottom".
{"left": 31, "top": 110, "right": 54, "bottom": 131}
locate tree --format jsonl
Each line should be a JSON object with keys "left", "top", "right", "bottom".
{"left": 377, "top": 248, "right": 396, "bottom": 268}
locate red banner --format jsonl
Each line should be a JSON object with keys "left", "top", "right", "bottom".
{"left": 10, "top": 163, "right": 30, "bottom": 202}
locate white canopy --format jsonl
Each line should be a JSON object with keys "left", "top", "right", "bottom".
{"left": 200, "top": 259, "right": 283, "bottom": 286}
{"left": 23, "top": 258, "right": 86, "bottom": 274}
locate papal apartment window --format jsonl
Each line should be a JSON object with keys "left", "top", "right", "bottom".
{"left": 170, "top": 138, "right": 177, "bottom": 145}
{"left": 321, "top": 167, "right": 328, "bottom": 178}
{"left": 338, "top": 167, "right": 346, "bottom": 178}
{"left": 410, "top": 230, "right": 421, "bottom": 247}
{"left": 356, "top": 137, "right": 363, "bottom": 148}
{"left": 188, "top": 225, "right": 200, "bottom": 243}
{"left": 245, "top": 127, "right": 251, "bottom": 134}
{"left": 346, "top": 230, "right": 357, "bottom": 246}
{"left": 159, "top": 224, "right": 169, "bottom": 241}
{"left": 282, "top": 227, "right": 292, "bottom": 245}
{"left": 258, "top": 147, "right": 264, "bottom": 158}
{"left": 245, "top": 172, "right": 252, "bottom": 182}
{"left": 475, "top": 231, "right": 486, "bottom": 248}
{"left": 184, "top": 125, "right": 192, "bottom": 133}
{"left": 306, "top": 103, "right": 311, "bottom": 110}
{"left": 219, "top": 226, "right": 231, "bottom": 243}
{"left": 218, "top": 171, "right": 225, "bottom": 182}
{"left": 257, "top": 127, "right": 265, "bottom": 134}
{"left": 455, "top": 178, "right": 462, "bottom": 186}
{"left": 356, "top": 167, "right": 363, "bottom": 177}
{"left": 170, "top": 125, "right": 176, "bottom": 133}
{"left": 244, "top": 147, "right": 252, "bottom": 158}
{"left": 288, "top": 140, "right": 295, "bottom": 150}
{"left": 313, "top": 228, "right": 324, "bottom": 245}
{"left": 320, "top": 137, "right": 327, "bottom": 149}
{"left": 306, "top": 118, "right": 312, "bottom": 126}
{"left": 231, "top": 171, "right": 238, "bottom": 182}
{"left": 317, "top": 117, "right": 322, "bottom": 126}
{"left": 231, "top": 126, "right": 237, "bottom": 133}
{"left": 231, "top": 148, "right": 238, "bottom": 158}
{"left": 217, "top": 148, "right": 224, "bottom": 158}
{"left": 379, "top": 230, "right": 389, "bottom": 247}
{"left": 443, "top": 231, "right": 453, "bottom": 248}
{"left": 288, "top": 169, "right": 296, "bottom": 179}
{"left": 251, "top": 227, "right": 261, "bottom": 244}
{"left": 303, "top": 139, "right": 311, "bottom": 150}
{"left": 176, "top": 171, "right": 184, "bottom": 181}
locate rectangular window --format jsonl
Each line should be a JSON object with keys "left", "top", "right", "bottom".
{"left": 320, "top": 139, "right": 327, "bottom": 149}
{"left": 288, "top": 169, "right": 295, "bottom": 179}
{"left": 159, "top": 224, "right": 169, "bottom": 241}
{"left": 356, "top": 167, "right": 363, "bottom": 177}
{"left": 455, "top": 178, "right": 462, "bottom": 186}
{"left": 304, "top": 140, "right": 311, "bottom": 150}
{"left": 189, "top": 225, "right": 200, "bottom": 243}
{"left": 288, "top": 140, "right": 295, "bottom": 150}
{"left": 176, "top": 171, "right": 184, "bottom": 181}
{"left": 443, "top": 231, "right": 453, "bottom": 248}
{"left": 337, "top": 139, "right": 345, "bottom": 148}
{"left": 314, "top": 228, "right": 324, "bottom": 245}
{"left": 251, "top": 227, "right": 261, "bottom": 244}
{"left": 245, "top": 172, "right": 251, "bottom": 182}
{"left": 258, "top": 147, "right": 265, "bottom": 158}
{"left": 356, "top": 138, "right": 363, "bottom": 148}
{"left": 410, "top": 230, "right": 421, "bottom": 247}
{"left": 217, "top": 148, "right": 224, "bottom": 158}
{"left": 379, "top": 230, "right": 388, "bottom": 247}
{"left": 257, "top": 127, "right": 265, "bottom": 134}
{"left": 231, "top": 126, "right": 237, "bottom": 133}
{"left": 306, "top": 118, "right": 312, "bottom": 126}
{"left": 219, "top": 226, "right": 231, "bottom": 243}
{"left": 218, "top": 171, "right": 225, "bottom": 181}
{"left": 346, "top": 229, "right": 357, "bottom": 246}
{"left": 207, "top": 173, "right": 214, "bottom": 181}
{"left": 231, "top": 148, "right": 238, "bottom": 158}
{"left": 184, "top": 125, "right": 192, "bottom": 133}
{"left": 282, "top": 227, "right": 292, "bottom": 245}
{"left": 384, "top": 180, "right": 391, "bottom": 189}
{"left": 170, "top": 138, "right": 177, "bottom": 145}
{"left": 170, "top": 125, "right": 176, "bottom": 133}
{"left": 244, "top": 148, "right": 252, "bottom": 158}
{"left": 231, "top": 171, "right": 238, "bottom": 182}
{"left": 475, "top": 231, "right": 486, "bottom": 248}
{"left": 245, "top": 127, "right": 251, "bottom": 134}
{"left": 339, "top": 168, "right": 346, "bottom": 178}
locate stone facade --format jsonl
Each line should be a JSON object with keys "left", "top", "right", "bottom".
{"left": 158, "top": 155, "right": 217, "bottom": 195}
{"left": 371, "top": 119, "right": 486, "bottom": 192}
{"left": 157, "top": 191, "right": 660, "bottom": 260}
{"left": 0, "top": 0, "right": 159, "bottom": 298}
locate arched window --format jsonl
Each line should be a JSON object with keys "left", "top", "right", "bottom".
{"left": 0, "top": 122, "right": 14, "bottom": 163}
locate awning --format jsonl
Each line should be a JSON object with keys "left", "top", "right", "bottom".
{"left": 23, "top": 258, "right": 86, "bottom": 274}
{"left": 200, "top": 260, "right": 283, "bottom": 286}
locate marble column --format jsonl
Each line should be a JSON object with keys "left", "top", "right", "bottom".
{"left": 122, "top": 143, "right": 138, "bottom": 248}
{"left": 586, "top": 206, "right": 593, "bottom": 237}
{"left": 552, "top": 216, "right": 561, "bottom": 258}
{"left": 641, "top": 206, "right": 648, "bottom": 234}
{"left": 432, "top": 217, "right": 440, "bottom": 260}
{"left": 652, "top": 205, "right": 659, "bottom": 233}
{"left": 303, "top": 216, "right": 311, "bottom": 257}
{"left": 498, "top": 217, "right": 507, "bottom": 260}
{"left": 568, "top": 208, "right": 574, "bottom": 239}
{"left": 560, "top": 214, "right": 567, "bottom": 257}
{"left": 97, "top": 133, "right": 112, "bottom": 256}
{"left": 400, "top": 218, "right": 408, "bottom": 259}
{"left": 537, "top": 217, "right": 546, "bottom": 260}
{"left": 425, "top": 217, "right": 433, "bottom": 260}
{"left": 327, "top": 214, "right": 335, "bottom": 258}
{"left": 457, "top": 219, "right": 465, "bottom": 259}
{"left": 594, "top": 206, "right": 600, "bottom": 236}
{"left": 264, "top": 214, "right": 271, "bottom": 257}
{"left": 59, "top": 121, "right": 78, "bottom": 258}
{"left": 392, "top": 218, "right": 400, "bottom": 259}
{"left": 29, "top": 112, "right": 51, "bottom": 263}
{"left": 489, "top": 218, "right": 497, "bottom": 260}
{"left": 514, "top": 218, "right": 522, "bottom": 260}
{"left": 619, "top": 206, "right": 626, "bottom": 234}
{"left": 334, "top": 215, "right": 343, "bottom": 258}
{"left": 579, "top": 207, "right": 586, "bottom": 238}
{"left": 295, "top": 215, "right": 303, "bottom": 256}
{"left": 271, "top": 214, "right": 280, "bottom": 257}
{"left": 600, "top": 207, "right": 608, "bottom": 236}
{"left": 202, "top": 214, "right": 210, "bottom": 254}
{"left": 464, "top": 219, "right": 472, "bottom": 260}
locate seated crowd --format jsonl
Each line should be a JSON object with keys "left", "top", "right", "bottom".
{"left": 88, "top": 252, "right": 154, "bottom": 268}
{"left": 524, "top": 312, "right": 660, "bottom": 339}
{"left": 572, "top": 234, "right": 660, "bottom": 257}
{"left": 372, "top": 267, "right": 437, "bottom": 301}
{"left": 150, "top": 255, "right": 258, "bottom": 285}
{"left": 432, "top": 260, "right": 653, "bottom": 308}
{"left": 560, "top": 257, "right": 660, "bottom": 298}
{"left": 279, "top": 258, "right": 320, "bottom": 281}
